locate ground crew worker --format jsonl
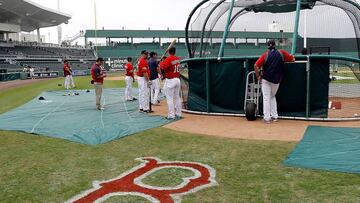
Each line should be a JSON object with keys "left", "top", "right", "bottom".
{"left": 64, "top": 60, "right": 75, "bottom": 89}
{"left": 160, "top": 47, "right": 182, "bottom": 120}
{"left": 91, "top": 58, "right": 106, "bottom": 110}
{"left": 254, "top": 40, "right": 295, "bottom": 124}
{"left": 136, "top": 50, "right": 151, "bottom": 113}
{"left": 124, "top": 57, "right": 136, "bottom": 101}
{"left": 148, "top": 52, "right": 161, "bottom": 105}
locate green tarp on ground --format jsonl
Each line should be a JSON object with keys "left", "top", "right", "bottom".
{"left": 0, "top": 89, "right": 170, "bottom": 145}
{"left": 284, "top": 126, "right": 360, "bottom": 174}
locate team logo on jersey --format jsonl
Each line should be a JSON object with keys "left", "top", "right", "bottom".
{"left": 66, "top": 157, "right": 217, "bottom": 203}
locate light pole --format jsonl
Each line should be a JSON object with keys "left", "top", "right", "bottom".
{"left": 57, "top": 0, "right": 62, "bottom": 45}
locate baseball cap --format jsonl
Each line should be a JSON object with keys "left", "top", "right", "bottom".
{"left": 267, "top": 40, "right": 276, "bottom": 47}
{"left": 141, "top": 50, "right": 148, "bottom": 55}
{"left": 96, "top": 57, "right": 104, "bottom": 62}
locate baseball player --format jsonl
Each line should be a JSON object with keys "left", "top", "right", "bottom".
{"left": 63, "top": 60, "right": 75, "bottom": 89}
{"left": 91, "top": 58, "right": 106, "bottom": 110}
{"left": 136, "top": 50, "right": 151, "bottom": 113}
{"left": 254, "top": 40, "right": 295, "bottom": 124}
{"left": 29, "top": 66, "right": 35, "bottom": 79}
{"left": 160, "top": 47, "right": 182, "bottom": 120}
{"left": 124, "top": 57, "right": 136, "bottom": 101}
{"left": 148, "top": 52, "right": 161, "bottom": 105}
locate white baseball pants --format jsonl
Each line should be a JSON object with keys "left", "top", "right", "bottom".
{"left": 261, "top": 79, "right": 280, "bottom": 121}
{"left": 125, "top": 76, "right": 133, "bottom": 100}
{"left": 64, "top": 75, "right": 75, "bottom": 89}
{"left": 164, "top": 78, "right": 182, "bottom": 119}
{"left": 150, "top": 78, "right": 160, "bottom": 104}
{"left": 137, "top": 77, "right": 149, "bottom": 111}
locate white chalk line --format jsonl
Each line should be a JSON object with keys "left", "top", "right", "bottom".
{"left": 122, "top": 90, "right": 133, "bottom": 122}
{"left": 31, "top": 93, "right": 70, "bottom": 134}
{"left": 100, "top": 92, "right": 106, "bottom": 129}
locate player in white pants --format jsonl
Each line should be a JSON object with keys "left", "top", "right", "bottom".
{"left": 164, "top": 78, "right": 182, "bottom": 119}
{"left": 160, "top": 47, "right": 182, "bottom": 120}
{"left": 136, "top": 50, "right": 150, "bottom": 113}
{"left": 64, "top": 60, "right": 75, "bottom": 89}
{"left": 151, "top": 78, "right": 160, "bottom": 105}
{"left": 148, "top": 52, "right": 162, "bottom": 105}
{"left": 261, "top": 79, "right": 280, "bottom": 122}
{"left": 124, "top": 57, "right": 135, "bottom": 101}
{"left": 255, "top": 40, "right": 295, "bottom": 124}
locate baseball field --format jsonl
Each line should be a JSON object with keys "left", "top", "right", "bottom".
{"left": 1, "top": 75, "right": 360, "bottom": 203}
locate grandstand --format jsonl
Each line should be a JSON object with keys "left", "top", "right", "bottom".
{"left": 85, "top": 29, "right": 294, "bottom": 69}
{"left": 0, "top": 0, "right": 96, "bottom": 81}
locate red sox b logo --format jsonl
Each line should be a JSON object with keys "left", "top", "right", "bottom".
{"left": 66, "top": 157, "right": 217, "bottom": 203}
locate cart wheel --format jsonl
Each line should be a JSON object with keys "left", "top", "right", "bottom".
{"left": 246, "top": 102, "right": 257, "bottom": 121}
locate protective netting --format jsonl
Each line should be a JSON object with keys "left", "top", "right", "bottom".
{"left": 328, "top": 60, "right": 360, "bottom": 118}
{"left": 188, "top": 0, "right": 360, "bottom": 58}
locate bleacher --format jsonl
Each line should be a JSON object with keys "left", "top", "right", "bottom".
{"left": 0, "top": 42, "right": 96, "bottom": 77}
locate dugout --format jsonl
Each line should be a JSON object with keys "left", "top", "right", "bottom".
{"left": 180, "top": 0, "right": 360, "bottom": 121}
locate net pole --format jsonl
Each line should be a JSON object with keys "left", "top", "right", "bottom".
{"left": 303, "top": 9, "right": 307, "bottom": 48}
{"left": 218, "top": 0, "right": 235, "bottom": 59}
{"left": 291, "top": 0, "right": 302, "bottom": 55}
{"left": 306, "top": 55, "right": 311, "bottom": 118}
{"left": 94, "top": 0, "right": 98, "bottom": 55}
{"left": 206, "top": 60, "right": 211, "bottom": 113}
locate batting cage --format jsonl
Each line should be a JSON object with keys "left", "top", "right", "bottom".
{"left": 179, "top": 0, "right": 360, "bottom": 121}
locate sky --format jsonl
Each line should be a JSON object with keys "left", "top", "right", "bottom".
{"left": 30, "top": 0, "right": 360, "bottom": 44}
{"left": 31, "top": 0, "right": 203, "bottom": 44}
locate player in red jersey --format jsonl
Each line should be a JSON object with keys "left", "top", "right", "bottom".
{"left": 136, "top": 50, "right": 151, "bottom": 113}
{"left": 91, "top": 58, "right": 106, "bottom": 110}
{"left": 255, "top": 40, "right": 295, "bottom": 123}
{"left": 63, "top": 60, "right": 75, "bottom": 89}
{"left": 124, "top": 57, "right": 136, "bottom": 101}
{"left": 160, "top": 47, "right": 182, "bottom": 120}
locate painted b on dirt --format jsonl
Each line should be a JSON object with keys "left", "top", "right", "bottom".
{"left": 66, "top": 157, "right": 217, "bottom": 203}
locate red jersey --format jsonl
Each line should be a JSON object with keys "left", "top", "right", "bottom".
{"left": 255, "top": 49, "right": 294, "bottom": 67}
{"left": 160, "top": 55, "right": 180, "bottom": 79}
{"left": 125, "top": 63, "right": 134, "bottom": 77}
{"left": 91, "top": 63, "right": 104, "bottom": 84}
{"left": 64, "top": 64, "right": 71, "bottom": 76}
{"left": 136, "top": 58, "right": 149, "bottom": 77}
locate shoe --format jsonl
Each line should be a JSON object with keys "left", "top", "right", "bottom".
{"left": 139, "top": 109, "right": 144, "bottom": 112}
{"left": 132, "top": 98, "right": 137, "bottom": 101}
{"left": 97, "top": 107, "right": 105, "bottom": 111}
{"left": 143, "top": 110, "right": 151, "bottom": 113}
{"left": 166, "top": 117, "right": 175, "bottom": 121}
{"left": 264, "top": 119, "right": 271, "bottom": 124}
{"left": 175, "top": 115, "right": 183, "bottom": 120}
{"left": 272, "top": 118, "right": 279, "bottom": 122}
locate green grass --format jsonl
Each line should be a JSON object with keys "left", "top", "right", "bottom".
{"left": 142, "top": 168, "right": 195, "bottom": 188}
{"left": 330, "top": 70, "right": 360, "bottom": 84}
{"left": 1, "top": 76, "right": 360, "bottom": 202}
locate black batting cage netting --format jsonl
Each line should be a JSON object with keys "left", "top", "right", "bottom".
{"left": 180, "top": 0, "right": 360, "bottom": 120}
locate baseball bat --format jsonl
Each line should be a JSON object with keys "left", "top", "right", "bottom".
{"left": 161, "top": 39, "right": 177, "bottom": 58}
